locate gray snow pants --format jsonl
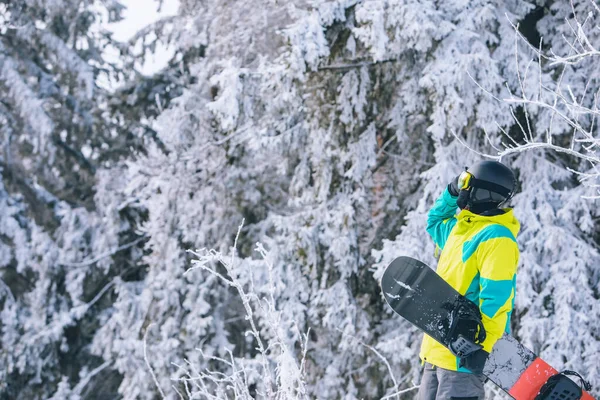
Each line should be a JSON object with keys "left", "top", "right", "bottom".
{"left": 417, "top": 363, "right": 485, "bottom": 400}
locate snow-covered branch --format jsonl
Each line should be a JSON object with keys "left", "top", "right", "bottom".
{"left": 467, "top": 3, "right": 600, "bottom": 198}
{"left": 179, "top": 222, "right": 310, "bottom": 399}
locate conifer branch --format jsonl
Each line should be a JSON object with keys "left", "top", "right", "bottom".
{"left": 317, "top": 58, "right": 399, "bottom": 71}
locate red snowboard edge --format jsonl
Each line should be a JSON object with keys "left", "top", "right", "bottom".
{"left": 508, "top": 358, "right": 595, "bottom": 400}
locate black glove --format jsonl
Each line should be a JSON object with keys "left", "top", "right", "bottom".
{"left": 448, "top": 175, "right": 461, "bottom": 197}
{"left": 459, "top": 349, "right": 489, "bottom": 374}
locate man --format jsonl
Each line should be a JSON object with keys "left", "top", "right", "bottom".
{"left": 418, "top": 160, "right": 520, "bottom": 400}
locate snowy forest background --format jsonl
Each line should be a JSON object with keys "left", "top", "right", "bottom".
{"left": 1, "top": 0, "right": 599, "bottom": 399}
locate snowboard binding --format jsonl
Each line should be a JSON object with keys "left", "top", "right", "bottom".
{"left": 443, "top": 297, "right": 486, "bottom": 358}
{"left": 535, "top": 370, "right": 592, "bottom": 400}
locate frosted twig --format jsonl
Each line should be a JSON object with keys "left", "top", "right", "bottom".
{"left": 338, "top": 329, "right": 399, "bottom": 398}
{"left": 512, "top": 23, "right": 536, "bottom": 145}
{"left": 59, "top": 236, "right": 147, "bottom": 268}
{"left": 506, "top": 15, "right": 550, "bottom": 60}
{"left": 495, "top": 122, "right": 520, "bottom": 149}
{"left": 462, "top": 0, "right": 600, "bottom": 200}
{"left": 187, "top": 252, "right": 274, "bottom": 394}
{"left": 537, "top": 81, "right": 600, "bottom": 119}
{"left": 380, "top": 385, "right": 420, "bottom": 399}
{"left": 183, "top": 226, "right": 310, "bottom": 399}
{"left": 522, "top": 97, "right": 534, "bottom": 144}
{"left": 317, "top": 58, "right": 399, "bottom": 71}
{"left": 186, "top": 227, "right": 277, "bottom": 398}
{"left": 155, "top": 93, "right": 164, "bottom": 113}
{"left": 503, "top": 97, "right": 595, "bottom": 138}
{"left": 450, "top": 130, "right": 499, "bottom": 160}
{"left": 376, "top": 134, "right": 399, "bottom": 159}
{"left": 70, "top": 280, "right": 116, "bottom": 319}
{"left": 231, "top": 218, "right": 245, "bottom": 270}
{"left": 226, "top": 348, "right": 251, "bottom": 397}
{"left": 196, "top": 123, "right": 253, "bottom": 152}
{"left": 184, "top": 255, "right": 231, "bottom": 282}
{"left": 508, "top": 106, "right": 530, "bottom": 143}
{"left": 514, "top": 25, "right": 526, "bottom": 100}
{"left": 550, "top": 50, "right": 600, "bottom": 66}
{"left": 482, "top": 127, "right": 504, "bottom": 154}
{"left": 0, "top": 278, "right": 15, "bottom": 303}
{"left": 466, "top": 70, "right": 504, "bottom": 103}
{"left": 299, "top": 327, "right": 311, "bottom": 376}
{"left": 255, "top": 242, "right": 276, "bottom": 312}
{"left": 172, "top": 385, "right": 185, "bottom": 400}
{"left": 172, "top": 361, "right": 208, "bottom": 394}
{"left": 565, "top": 18, "right": 586, "bottom": 53}
{"left": 144, "top": 324, "right": 167, "bottom": 399}
{"left": 498, "top": 142, "right": 599, "bottom": 166}
{"left": 195, "top": 347, "right": 235, "bottom": 368}
{"left": 72, "top": 360, "right": 111, "bottom": 395}
{"left": 538, "top": 37, "right": 543, "bottom": 102}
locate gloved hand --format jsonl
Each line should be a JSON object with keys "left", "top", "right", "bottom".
{"left": 459, "top": 349, "right": 489, "bottom": 374}
{"left": 448, "top": 175, "right": 461, "bottom": 197}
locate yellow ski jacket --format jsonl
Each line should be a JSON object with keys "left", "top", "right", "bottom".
{"left": 419, "top": 188, "right": 520, "bottom": 372}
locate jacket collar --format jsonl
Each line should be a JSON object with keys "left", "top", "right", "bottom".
{"left": 457, "top": 208, "right": 521, "bottom": 238}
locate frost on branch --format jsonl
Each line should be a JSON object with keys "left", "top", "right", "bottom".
{"left": 178, "top": 227, "right": 310, "bottom": 399}
{"left": 468, "top": 1, "right": 600, "bottom": 198}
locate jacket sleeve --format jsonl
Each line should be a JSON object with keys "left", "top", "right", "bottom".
{"left": 476, "top": 234, "right": 519, "bottom": 353}
{"left": 426, "top": 187, "right": 459, "bottom": 250}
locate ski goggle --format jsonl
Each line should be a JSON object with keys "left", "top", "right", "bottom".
{"left": 457, "top": 171, "right": 473, "bottom": 190}
{"left": 457, "top": 169, "right": 514, "bottom": 199}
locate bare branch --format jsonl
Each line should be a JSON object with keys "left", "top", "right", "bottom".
{"left": 451, "top": 130, "right": 500, "bottom": 160}
{"left": 380, "top": 385, "right": 420, "bottom": 400}
{"left": 316, "top": 58, "right": 399, "bottom": 71}
{"left": 338, "top": 328, "right": 399, "bottom": 397}
{"left": 497, "top": 141, "right": 599, "bottom": 166}
{"left": 59, "top": 236, "right": 147, "bottom": 268}
{"left": 144, "top": 324, "right": 167, "bottom": 399}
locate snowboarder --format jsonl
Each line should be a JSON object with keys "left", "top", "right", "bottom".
{"left": 418, "top": 160, "right": 519, "bottom": 400}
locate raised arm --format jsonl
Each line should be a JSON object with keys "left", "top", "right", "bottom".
{"left": 426, "top": 187, "right": 459, "bottom": 250}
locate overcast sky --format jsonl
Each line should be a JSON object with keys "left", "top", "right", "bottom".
{"left": 106, "top": 0, "right": 180, "bottom": 76}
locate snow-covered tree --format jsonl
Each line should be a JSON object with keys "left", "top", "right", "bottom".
{"left": 2, "top": 0, "right": 599, "bottom": 398}
{"left": 89, "top": 0, "right": 600, "bottom": 397}
{"left": 0, "top": 0, "right": 150, "bottom": 398}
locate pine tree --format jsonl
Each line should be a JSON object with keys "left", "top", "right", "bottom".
{"left": 2, "top": 0, "right": 599, "bottom": 398}
{"left": 0, "top": 1, "right": 148, "bottom": 398}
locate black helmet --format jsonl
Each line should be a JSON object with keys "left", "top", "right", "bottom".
{"left": 457, "top": 161, "right": 516, "bottom": 213}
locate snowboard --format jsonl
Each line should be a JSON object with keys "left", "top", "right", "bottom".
{"left": 381, "top": 256, "right": 594, "bottom": 400}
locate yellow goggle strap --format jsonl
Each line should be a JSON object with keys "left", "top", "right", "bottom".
{"left": 457, "top": 171, "right": 473, "bottom": 190}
